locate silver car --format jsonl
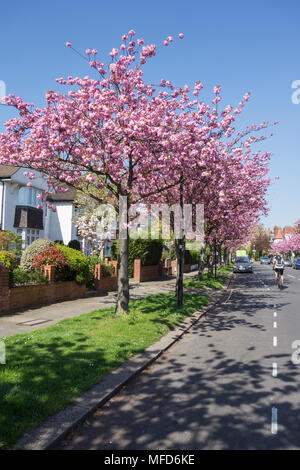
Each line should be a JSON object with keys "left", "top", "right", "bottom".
{"left": 260, "top": 257, "right": 270, "bottom": 265}
{"left": 233, "top": 257, "right": 253, "bottom": 273}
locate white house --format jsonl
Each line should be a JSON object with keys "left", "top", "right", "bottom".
{"left": 0, "top": 164, "right": 116, "bottom": 257}
{"left": 0, "top": 165, "right": 82, "bottom": 248}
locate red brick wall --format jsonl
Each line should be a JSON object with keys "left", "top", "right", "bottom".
{"left": 134, "top": 259, "right": 163, "bottom": 283}
{"left": 94, "top": 261, "right": 118, "bottom": 292}
{"left": 0, "top": 266, "right": 9, "bottom": 313}
{"left": 6, "top": 282, "right": 86, "bottom": 313}
{"left": 0, "top": 266, "right": 86, "bottom": 314}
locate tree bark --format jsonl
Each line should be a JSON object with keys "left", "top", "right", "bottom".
{"left": 115, "top": 195, "right": 129, "bottom": 315}
{"left": 198, "top": 244, "right": 206, "bottom": 281}
{"left": 115, "top": 235, "right": 129, "bottom": 315}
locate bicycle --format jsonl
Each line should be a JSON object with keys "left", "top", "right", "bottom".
{"left": 275, "top": 271, "right": 284, "bottom": 290}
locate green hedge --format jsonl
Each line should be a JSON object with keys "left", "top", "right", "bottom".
{"left": 190, "top": 250, "right": 200, "bottom": 266}
{"left": 111, "top": 238, "right": 163, "bottom": 277}
{"left": 68, "top": 239, "right": 81, "bottom": 251}
{"left": 9, "top": 269, "right": 47, "bottom": 287}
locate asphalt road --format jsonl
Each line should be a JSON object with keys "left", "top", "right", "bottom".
{"left": 57, "top": 264, "right": 300, "bottom": 450}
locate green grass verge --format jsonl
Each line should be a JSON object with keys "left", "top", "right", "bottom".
{"left": 0, "top": 291, "right": 211, "bottom": 449}
{"left": 183, "top": 264, "right": 232, "bottom": 290}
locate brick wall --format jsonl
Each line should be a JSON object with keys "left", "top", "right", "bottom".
{"left": 133, "top": 259, "right": 163, "bottom": 283}
{"left": 94, "top": 261, "right": 118, "bottom": 292}
{"left": 0, "top": 265, "right": 86, "bottom": 315}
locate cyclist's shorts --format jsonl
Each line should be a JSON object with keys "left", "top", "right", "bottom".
{"left": 275, "top": 268, "right": 284, "bottom": 275}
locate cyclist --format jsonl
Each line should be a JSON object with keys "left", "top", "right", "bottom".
{"left": 272, "top": 253, "right": 284, "bottom": 288}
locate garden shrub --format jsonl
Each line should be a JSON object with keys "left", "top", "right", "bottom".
{"left": 56, "top": 245, "right": 90, "bottom": 285}
{"left": 0, "top": 250, "right": 19, "bottom": 270}
{"left": 9, "top": 268, "right": 47, "bottom": 287}
{"left": 190, "top": 250, "right": 200, "bottom": 266}
{"left": 20, "top": 239, "right": 54, "bottom": 272}
{"left": 32, "top": 245, "right": 68, "bottom": 274}
{"left": 68, "top": 239, "right": 81, "bottom": 251}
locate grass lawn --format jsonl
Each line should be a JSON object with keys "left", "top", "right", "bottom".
{"left": 183, "top": 264, "right": 232, "bottom": 290}
{"left": 0, "top": 290, "right": 213, "bottom": 449}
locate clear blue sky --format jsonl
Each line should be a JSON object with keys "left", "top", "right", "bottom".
{"left": 0, "top": 0, "right": 299, "bottom": 230}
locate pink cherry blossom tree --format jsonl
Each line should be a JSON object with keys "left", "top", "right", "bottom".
{"left": 0, "top": 30, "right": 275, "bottom": 312}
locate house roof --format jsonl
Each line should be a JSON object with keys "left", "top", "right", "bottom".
{"left": 273, "top": 228, "right": 283, "bottom": 239}
{"left": 283, "top": 226, "right": 295, "bottom": 235}
{"left": 0, "top": 165, "right": 77, "bottom": 202}
{"left": 0, "top": 165, "right": 20, "bottom": 178}
{"left": 46, "top": 186, "right": 77, "bottom": 202}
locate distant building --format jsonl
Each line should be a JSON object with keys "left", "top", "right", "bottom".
{"left": 272, "top": 225, "right": 295, "bottom": 244}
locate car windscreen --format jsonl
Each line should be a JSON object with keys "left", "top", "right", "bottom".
{"left": 235, "top": 258, "right": 248, "bottom": 263}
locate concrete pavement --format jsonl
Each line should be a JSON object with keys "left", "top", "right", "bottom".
{"left": 0, "top": 272, "right": 198, "bottom": 337}
{"left": 56, "top": 264, "right": 300, "bottom": 450}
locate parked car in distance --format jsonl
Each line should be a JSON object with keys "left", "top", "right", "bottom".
{"left": 293, "top": 258, "right": 300, "bottom": 270}
{"left": 233, "top": 257, "right": 253, "bottom": 273}
{"left": 260, "top": 256, "right": 270, "bottom": 265}
{"left": 283, "top": 258, "right": 292, "bottom": 267}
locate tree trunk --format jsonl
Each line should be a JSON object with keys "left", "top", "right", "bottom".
{"left": 115, "top": 235, "right": 129, "bottom": 315}
{"left": 175, "top": 239, "right": 185, "bottom": 305}
{"left": 198, "top": 244, "right": 206, "bottom": 281}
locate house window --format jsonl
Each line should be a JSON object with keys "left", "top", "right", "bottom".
{"left": 17, "top": 228, "right": 40, "bottom": 247}
{"left": 18, "top": 187, "right": 41, "bottom": 207}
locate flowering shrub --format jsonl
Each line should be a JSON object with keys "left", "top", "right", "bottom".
{"left": 20, "top": 239, "right": 54, "bottom": 271}
{"left": 32, "top": 245, "right": 68, "bottom": 273}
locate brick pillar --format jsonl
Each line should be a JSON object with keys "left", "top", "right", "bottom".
{"left": 111, "top": 260, "right": 118, "bottom": 277}
{"left": 94, "top": 264, "right": 103, "bottom": 291}
{"left": 0, "top": 265, "right": 10, "bottom": 313}
{"left": 44, "top": 265, "right": 55, "bottom": 283}
{"left": 134, "top": 259, "right": 142, "bottom": 283}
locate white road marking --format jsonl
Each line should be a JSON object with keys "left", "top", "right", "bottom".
{"left": 274, "top": 312, "right": 277, "bottom": 318}
{"left": 273, "top": 337, "right": 277, "bottom": 347}
{"left": 272, "top": 363, "right": 278, "bottom": 377}
{"left": 271, "top": 407, "right": 278, "bottom": 434}
{"left": 274, "top": 321, "right": 277, "bottom": 329}
{"left": 288, "top": 275, "right": 295, "bottom": 279}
